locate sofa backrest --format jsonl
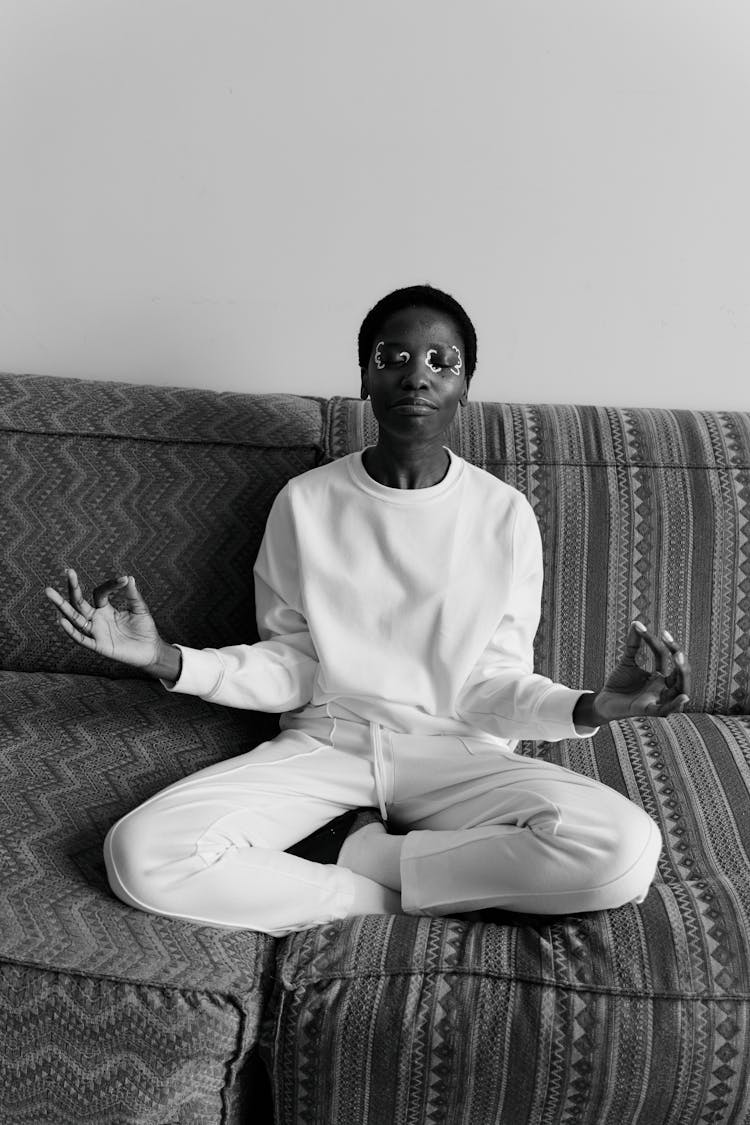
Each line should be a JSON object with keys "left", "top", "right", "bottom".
{"left": 0, "top": 372, "right": 324, "bottom": 678}
{"left": 3, "top": 373, "right": 748, "bottom": 714}
{"left": 324, "top": 397, "right": 750, "bottom": 716}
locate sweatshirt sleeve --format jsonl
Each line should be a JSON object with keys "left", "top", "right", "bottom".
{"left": 163, "top": 484, "right": 319, "bottom": 711}
{"left": 455, "top": 496, "right": 597, "bottom": 741}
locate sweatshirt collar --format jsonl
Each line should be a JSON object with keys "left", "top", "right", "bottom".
{"left": 347, "top": 447, "right": 464, "bottom": 503}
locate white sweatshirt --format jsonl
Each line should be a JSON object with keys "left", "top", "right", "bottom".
{"left": 168, "top": 449, "right": 593, "bottom": 746}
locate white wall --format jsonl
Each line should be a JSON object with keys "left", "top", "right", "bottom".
{"left": 1, "top": 1, "right": 749, "bottom": 409}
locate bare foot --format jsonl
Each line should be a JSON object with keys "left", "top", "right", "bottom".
{"left": 337, "top": 821, "right": 387, "bottom": 871}
{"left": 338, "top": 821, "right": 403, "bottom": 891}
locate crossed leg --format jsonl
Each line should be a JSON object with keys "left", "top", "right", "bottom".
{"left": 350, "top": 734, "right": 663, "bottom": 916}
{"left": 103, "top": 728, "right": 399, "bottom": 937}
{"left": 104, "top": 727, "right": 662, "bottom": 936}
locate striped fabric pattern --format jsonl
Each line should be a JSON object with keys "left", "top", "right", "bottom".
{"left": 262, "top": 396, "right": 750, "bottom": 1124}
{"left": 265, "top": 713, "right": 750, "bottom": 1125}
{"left": 324, "top": 397, "right": 750, "bottom": 717}
{"left": 4, "top": 373, "right": 750, "bottom": 1123}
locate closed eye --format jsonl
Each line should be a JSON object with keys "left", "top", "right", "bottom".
{"left": 381, "top": 352, "right": 410, "bottom": 367}
{"left": 382, "top": 351, "right": 411, "bottom": 367}
{"left": 426, "top": 348, "right": 454, "bottom": 372}
{"left": 374, "top": 341, "right": 412, "bottom": 370}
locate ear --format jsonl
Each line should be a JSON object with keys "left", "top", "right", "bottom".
{"left": 360, "top": 369, "right": 369, "bottom": 401}
{"left": 458, "top": 380, "right": 469, "bottom": 408}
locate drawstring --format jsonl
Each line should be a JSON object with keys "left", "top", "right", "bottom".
{"left": 369, "top": 721, "right": 389, "bottom": 822}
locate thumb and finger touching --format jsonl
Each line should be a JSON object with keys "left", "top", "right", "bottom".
{"left": 47, "top": 569, "right": 157, "bottom": 660}
{"left": 627, "top": 620, "right": 692, "bottom": 710}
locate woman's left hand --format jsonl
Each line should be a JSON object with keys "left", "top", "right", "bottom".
{"left": 590, "top": 621, "right": 691, "bottom": 723}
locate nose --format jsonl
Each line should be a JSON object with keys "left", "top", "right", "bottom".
{"left": 399, "top": 353, "right": 430, "bottom": 389}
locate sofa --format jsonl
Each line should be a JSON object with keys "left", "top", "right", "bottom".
{"left": 1, "top": 369, "right": 749, "bottom": 1125}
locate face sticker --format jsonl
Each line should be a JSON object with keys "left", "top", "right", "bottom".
{"left": 374, "top": 341, "right": 410, "bottom": 370}
{"left": 425, "top": 348, "right": 442, "bottom": 374}
{"left": 425, "top": 345, "right": 463, "bottom": 376}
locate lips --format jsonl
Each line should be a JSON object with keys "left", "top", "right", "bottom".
{"left": 391, "top": 397, "right": 438, "bottom": 412}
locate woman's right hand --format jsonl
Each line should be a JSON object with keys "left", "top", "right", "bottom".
{"left": 45, "top": 568, "right": 167, "bottom": 671}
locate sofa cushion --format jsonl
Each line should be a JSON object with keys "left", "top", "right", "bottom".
{"left": 0, "top": 670, "right": 278, "bottom": 1123}
{"left": 264, "top": 714, "right": 750, "bottom": 1125}
{"left": 0, "top": 372, "right": 325, "bottom": 676}
{"left": 324, "top": 397, "right": 750, "bottom": 717}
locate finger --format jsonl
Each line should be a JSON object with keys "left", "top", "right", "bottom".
{"left": 623, "top": 620, "right": 645, "bottom": 662}
{"left": 92, "top": 576, "right": 129, "bottom": 609}
{"left": 123, "top": 576, "right": 150, "bottom": 615}
{"left": 663, "top": 649, "right": 691, "bottom": 697}
{"left": 660, "top": 629, "right": 680, "bottom": 656}
{"left": 58, "top": 613, "right": 98, "bottom": 651}
{"left": 674, "top": 650, "right": 692, "bottom": 700}
{"left": 46, "top": 589, "right": 93, "bottom": 633}
{"left": 660, "top": 630, "right": 683, "bottom": 689}
{"left": 632, "top": 622, "right": 669, "bottom": 676}
{"left": 657, "top": 694, "right": 690, "bottom": 717}
{"left": 66, "top": 567, "right": 94, "bottom": 618}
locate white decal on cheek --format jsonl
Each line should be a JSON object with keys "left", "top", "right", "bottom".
{"left": 450, "top": 346, "right": 462, "bottom": 377}
{"left": 425, "top": 348, "right": 442, "bottom": 374}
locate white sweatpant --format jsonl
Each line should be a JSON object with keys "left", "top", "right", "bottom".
{"left": 103, "top": 718, "right": 662, "bottom": 937}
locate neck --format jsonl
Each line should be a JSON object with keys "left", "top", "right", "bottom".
{"left": 363, "top": 433, "right": 451, "bottom": 489}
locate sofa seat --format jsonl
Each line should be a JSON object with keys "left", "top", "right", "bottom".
{"left": 0, "top": 671, "right": 279, "bottom": 1124}
{"left": 263, "top": 714, "right": 750, "bottom": 1125}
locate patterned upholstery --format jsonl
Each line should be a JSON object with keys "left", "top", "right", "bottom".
{"left": 261, "top": 396, "right": 750, "bottom": 1124}
{"left": 0, "top": 671, "right": 278, "bottom": 1124}
{"left": 3, "top": 373, "right": 750, "bottom": 1123}
{"left": 264, "top": 715, "right": 750, "bottom": 1124}
{"left": 0, "top": 372, "right": 326, "bottom": 1123}
{"left": 0, "top": 372, "right": 325, "bottom": 675}
{"left": 324, "top": 397, "right": 750, "bottom": 715}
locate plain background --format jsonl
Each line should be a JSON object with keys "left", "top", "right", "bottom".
{"left": 1, "top": 1, "right": 749, "bottom": 409}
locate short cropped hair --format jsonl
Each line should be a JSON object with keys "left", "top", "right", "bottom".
{"left": 357, "top": 284, "right": 478, "bottom": 384}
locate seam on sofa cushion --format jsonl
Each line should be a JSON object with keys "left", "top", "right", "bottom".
{"left": 274, "top": 964, "right": 750, "bottom": 1002}
{"left": 1, "top": 425, "right": 325, "bottom": 453}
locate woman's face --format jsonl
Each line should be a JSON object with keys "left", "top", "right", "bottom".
{"left": 361, "top": 306, "right": 468, "bottom": 440}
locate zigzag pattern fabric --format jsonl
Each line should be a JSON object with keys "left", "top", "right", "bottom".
{"left": 0, "top": 373, "right": 325, "bottom": 676}
{"left": 3, "top": 373, "right": 750, "bottom": 1123}
{"left": 0, "top": 671, "right": 278, "bottom": 1124}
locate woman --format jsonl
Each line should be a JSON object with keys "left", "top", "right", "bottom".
{"left": 45, "top": 284, "right": 690, "bottom": 937}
